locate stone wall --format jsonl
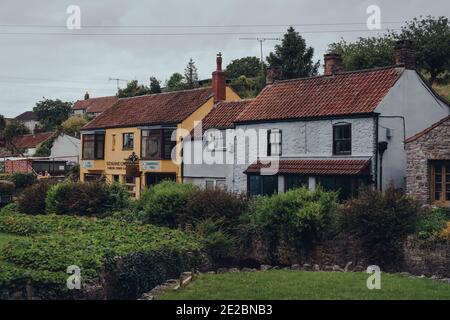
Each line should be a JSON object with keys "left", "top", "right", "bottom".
{"left": 406, "top": 117, "right": 450, "bottom": 205}
{"left": 403, "top": 236, "right": 450, "bottom": 277}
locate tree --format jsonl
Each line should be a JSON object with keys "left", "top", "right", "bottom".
{"left": 166, "top": 73, "right": 187, "bottom": 92}
{"left": 267, "top": 27, "right": 319, "bottom": 79}
{"left": 117, "top": 80, "right": 152, "bottom": 98}
{"left": 61, "top": 116, "right": 88, "bottom": 138}
{"left": 328, "top": 36, "right": 396, "bottom": 71}
{"left": 225, "top": 56, "right": 265, "bottom": 79}
{"left": 0, "top": 114, "right": 6, "bottom": 131}
{"left": 395, "top": 16, "right": 450, "bottom": 85}
{"left": 149, "top": 77, "right": 162, "bottom": 94}
{"left": 184, "top": 58, "right": 199, "bottom": 89}
{"left": 33, "top": 99, "right": 72, "bottom": 132}
{"left": 5, "top": 120, "right": 29, "bottom": 140}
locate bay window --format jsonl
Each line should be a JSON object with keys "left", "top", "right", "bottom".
{"left": 141, "top": 129, "right": 176, "bottom": 160}
{"left": 82, "top": 134, "right": 105, "bottom": 160}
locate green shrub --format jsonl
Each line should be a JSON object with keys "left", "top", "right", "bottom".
{"left": 181, "top": 188, "right": 248, "bottom": 231}
{"left": 192, "top": 218, "right": 235, "bottom": 265}
{"left": 0, "top": 180, "right": 14, "bottom": 195}
{"left": 46, "top": 181, "right": 129, "bottom": 216}
{"left": 0, "top": 213, "right": 206, "bottom": 299}
{"left": 417, "top": 208, "right": 450, "bottom": 240}
{"left": 341, "top": 186, "right": 423, "bottom": 270}
{"left": 138, "top": 181, "right": 194, "bottom": 227}
{"left": 242, "top": 187, "right": 340, "bottom": 251}
{"left": 0, "top": 173, "right": 36, "bottom": 191}
{"left": 17, "top": 181, "right": 53, "bottom": 215}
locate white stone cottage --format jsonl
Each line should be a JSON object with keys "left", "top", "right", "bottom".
{"left": 183, "top": 41, "right": 449, "bottom": 199}
{"left": 231, "top": 41, "right": 449, "bottom": 198}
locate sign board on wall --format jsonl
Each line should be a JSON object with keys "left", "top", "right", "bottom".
{"left": 141, "top": 161, "right": 160, "bottom": 171}
{"left": 82, "top": 160, "right": 93, "bottom": 169}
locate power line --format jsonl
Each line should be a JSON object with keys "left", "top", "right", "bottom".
{"left": 0, "top": 29, "right": 398, "bottom": 36}
{"left": 0, "top": 21, "right": 407, "bottom": 29}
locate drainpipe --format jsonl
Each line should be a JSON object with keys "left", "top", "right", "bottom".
{"left": 374, "top": 115, "right": 379, "bottom": 190}
{"left": 378, "top": 141, "right": 388, "bottom": 192}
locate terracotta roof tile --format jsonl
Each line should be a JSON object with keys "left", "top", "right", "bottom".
{"left": 198, "top": 99, "right": 252, "bottom": 133}
{"left": 83, "top": 87, "right": 214, "bottom": 130}
{"left": 236, "top": 67, "right": 404, "bottom": 122}
{"left": 405, "top": 115, "right": 450, "bottom": 143}
{"left": 11, "top": 132, "right": 54, "bottom": 149}
{"left": 15, "top": 111, "right": 37, "bottom": 121}
{"left": 245, "top": 159, "right": 371, "bottom": 176}
{"left": 73, "top": 96, "right": 118, "bottom": 114}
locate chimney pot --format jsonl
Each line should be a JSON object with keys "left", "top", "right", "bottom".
{"left": 324, "top": 53, "right": 343, "bottom": 76}
{"left": 84, "top": 92, "right": 90, "bottom": 100}
{"left": 266, "top": 66, "right": 282, "bottom": 85}
{"left": 394, "top": 40, "right": 416, "bottom": 70}
{"left": 212, "top": 53, "right": 226, "bottom": 102}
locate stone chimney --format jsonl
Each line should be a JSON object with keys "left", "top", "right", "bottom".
{"left": 84, "top": 91, "right": 90, "bottom": 100}
{"left": 324, "top": 53, "right": 343, "bottom": 76}
{"left": 394, "top": 40, "right": 416, "bottom": 70}
{"left": 212, "top": 53, "right": 226, "bottom": 102}
{"left": 266, "top": 66, "right": 283, "bottom": 85}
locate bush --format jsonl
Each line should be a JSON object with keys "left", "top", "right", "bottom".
{"left": 137, "top": 181, "right": 194, "bottom": 227}
{"left": 341, "top": 186, "right": 423, "bottom": 270}
{"left": 417, "top": 208, "right": 450, "bottom": 240}
{"left": 0, "top": 180, "right": 14, "bottom": 195}
{"left": 242, "top": 187, "right": 340, "bottom": 251}
{"left": 181, "top": 188, "right": 248, "bottom": 231}
{"left": 0, "top": 211, "right": 206, "bottom": 299}
{"left": 17, "top": 181, "right": 53, "bottom": 215}
{"left": 192, "top": 218, "right": 235, "bottom": 266}
{"left": 0, "top": 173, "right": 36, "bottom": 191}
{"left": 46, "top": 181, "right": 129, "bottom": 216}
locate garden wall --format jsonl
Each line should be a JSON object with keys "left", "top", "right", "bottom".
{"left": 237, "top": 232, "right": 450, "bottom": 277}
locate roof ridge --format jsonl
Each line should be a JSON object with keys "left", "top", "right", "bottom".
{"left": 272, "top": 65, "right": 404, "bottom": 85}
{"left": 118, "top": 86, "right": 213, "bottom": 101}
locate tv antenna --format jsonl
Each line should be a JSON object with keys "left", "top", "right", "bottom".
{"left": 239, "top": 37, "right": 281, "bottom": 71}
{"left": 108, "top": 77, "right": 128, "bottom": 90}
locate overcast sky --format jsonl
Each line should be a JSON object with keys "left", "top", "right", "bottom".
{"left": 0, "top": 0, "right": 447, "bottom": 117}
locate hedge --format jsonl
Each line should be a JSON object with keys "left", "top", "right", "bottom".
{"left": 0, "top": 173, "right": 36, "bottom": 191}
{"left": 0, "top": 210, "right": 207, "bottom": 299}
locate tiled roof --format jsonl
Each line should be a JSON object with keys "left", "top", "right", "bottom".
{"left": 405, "top": 115, "right": 450, "bottom": 143}
{"left": 73, "top": 96, "right": 118, "bottom": 114}
{"left": 11, "top": 132, "right": 54, "bottom": 149}
{"left": 197, "top": 99, "right": 252, "bottom": 133}
{"left": 236, "top": 66, "right": 404, "bottom": 122}
{"left": 15, "top": 111, "right": 37, "bottom": 121}
{"left": 83, "top": 87, "right": 214, "bottom": 130}
{"left": 245, "top": 159, "right": 371, "bottom": 176}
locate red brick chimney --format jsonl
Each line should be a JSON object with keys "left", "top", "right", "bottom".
{"left": 324, "top": 53, "right": 343, "bottom": 76}
{"left": 212, "top": 53, "right": 226, "bottom": 102}
{"left": 266, "top": 66, "right": 283, "bottom": 85}
{"left": 394, "top": 40, "right": 416, "bottom": 70}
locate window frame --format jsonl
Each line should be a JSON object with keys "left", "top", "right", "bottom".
{"left": 141, "top": 128, "right": 176, "bottom": 160}
{"left": 82, "top": 133, "right": 105, "bottom": 160}
{"left": 122, "top": 132, "right": 134, "bottom": 150}
{"left": 332, "top": 123, "right": 352, "bottom": 156}
{"left": 431, "top": 160, "right": 450, "bottom": 205}
{"left": 247, "top": 174, "right": 278, "bottom": 196}
{"left": 267, "top": 129, "right": 282, "bottom": 157}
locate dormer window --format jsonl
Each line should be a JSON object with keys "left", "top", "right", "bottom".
{"left": 333, "top": 123, "right": 351, "bottom": 155}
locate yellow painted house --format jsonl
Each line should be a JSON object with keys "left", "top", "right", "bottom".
{"left": 80, "top": 54, "right": 240, "bottom": 197}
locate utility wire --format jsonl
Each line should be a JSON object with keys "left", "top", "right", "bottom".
{"left": 0, "top": 21, "right": 407, "bottom": 28}
{"left": 0, "top": 29, "right": 398, "bottom": 36}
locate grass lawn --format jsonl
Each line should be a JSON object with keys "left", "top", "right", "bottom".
{"left": 158, "top": 270, "right": 450, "bottom": 300}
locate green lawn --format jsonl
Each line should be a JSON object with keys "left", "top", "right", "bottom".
{"left": 158, "top": 270, "right": 450, "bottom": 300}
